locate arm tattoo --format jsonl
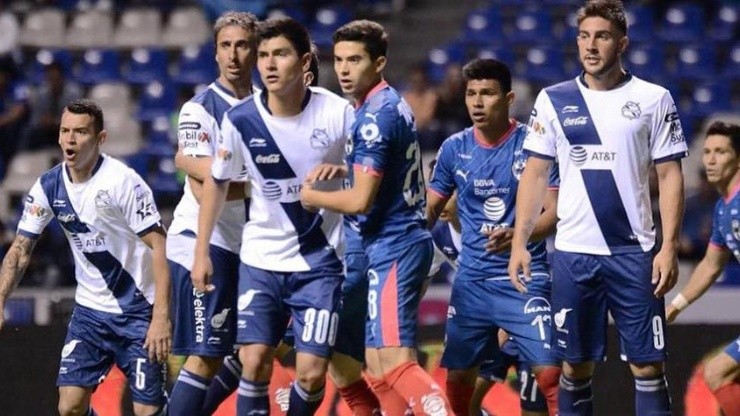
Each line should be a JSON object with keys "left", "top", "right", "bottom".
{"left": 0, "top": 236, "right": 37, "bottom": 303}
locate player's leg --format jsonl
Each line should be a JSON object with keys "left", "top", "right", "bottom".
{"left": 704, "top": 337, "right": 740, "bottom": 416}
{"left": 550, "top": 250, "right": 605, "bottom": 416}
{"left": 516, "top": 364, "right": 548, "bottom": 416}
{"left": 201, "top": 352, "right": 242, "bottom": 414}
{"left": 59, "top": 386, "right": 96, "bottom": 416}
{"left": 365, "top": 238, "right": 453, "bottom": 415}
{"left": 604, "top": 252, "right": 671, "bottom": 416}
{"left": 329, "top": 250, "right": 381, "bottom": 416}
{"left": 236, "top": 264, "right": 289, "bottom": 415}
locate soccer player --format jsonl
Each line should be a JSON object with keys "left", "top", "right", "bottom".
{"left": 166, "top": 11, "right": 258, "bottom": 415}
{"left": 191, "top": 17, "right": 353, "bottom": 415}
{"left": 665, "top": 121, "right": 740, "bottom": 416}
{"left": 508, "top": 1, "right": 688, "bottom": 415}
{"left": 300, "top": 19, "right": 454, "bottom": 414}
{"left": 426, "top": 58, "right": 560, "bottom": 416}
{"left": 0, "top": 99, "right": 170, "bottom": 416}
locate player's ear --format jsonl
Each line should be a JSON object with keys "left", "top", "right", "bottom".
{"left": 97, "top": 129, "right": 107, "bottom": 146}
{"left": 301, "top": 52, "right": 312, "bottom": 74}
{"left": 617, "top": 35, "right": 629, "bottom": 55}
{"left": 506, "top": 90, "right": 516, "bottom": 107}
{"left": 374, "top": 56, "right": 387, "bottom": 74}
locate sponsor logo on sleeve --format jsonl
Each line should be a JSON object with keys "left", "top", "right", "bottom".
{"left": 178, "top": 121, "right": 201, "bottom": 130}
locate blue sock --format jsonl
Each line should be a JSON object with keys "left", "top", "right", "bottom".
{"left": 168, "top": 369, "right": 211, "bottom": 416}
{"left": 287, "top": 382, "right": 325, "bottom": 416}
{"left": 558, "top": 375, "right": 593, "bottom": 416}
{"left": 635, "top": 375, "right": 671, "bottom": 416}
{"left": 236, "top": 378, "right": 269, "bottom": 416}
{"left": 202, "top": 355, "right": 242, "bottom": 414}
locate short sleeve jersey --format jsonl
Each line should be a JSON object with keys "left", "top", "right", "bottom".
{"left": 18, "top": 155, "right": 162, "bottom": 314}
{"left": 429, "top": 122, "right": 557, "bottom": 280}
{"left": 347, "top": 81, "right": 428, "bottom": 248}
{"left": 213, "top": 87, "right": 353, "bottom": 272}
{"left": 709, "top": 185, "right": 740, "bottom": 262}
{"left": 523, "top": 74, "right": 688, "bottom": 255}
{"left": 169, "top": 81, "right": 248, "bottom": 254}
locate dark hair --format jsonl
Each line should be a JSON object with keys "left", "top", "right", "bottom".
{"left": 308, "top": 43, "right": 319, "bottom": 86}
{"left": 213, "top": 11, "right": 258, "bottom": 44}
{"left": 333, "top": 20, "right": 388, "bottom": 61}
{"left": 706, "top": 121, "right": 740, "bottom": 154}
{"left": 65, "top": 99, "right": 104, "bottom": 134}
{"left": 462, "top": 58, "right": 512, "bottom": 94}
{"left": 577, "top": 0, "right": 627, "bottom": 36}
{"left": 257, "top": 18, "right": 311, "bottom": 58}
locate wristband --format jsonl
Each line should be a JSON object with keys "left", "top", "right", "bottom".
{"left": 670, "top": 293, "right": 689, "bottom": 311}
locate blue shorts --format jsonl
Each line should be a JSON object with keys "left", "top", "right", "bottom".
{"left": 551, "top": 250, "right": 667, "bottom": 364}
{"left": 236, "top": 262, "right": 343, "bottom": 358}
{"left": 365, "top": 238, "right": 433, "bottom": 348}
{"left": 334, "top": 251, "right": 369, "bottom": 362}
{"left": 57, "top": 304, "right": 166, "bottom": 406}
{"left": 723, "top": 335, "right": 740, "bottom": 363}
{"left": 169, "top": 235, "right": 239, "bottom": 357}
{"left": 441, "top": 275, "right": 557, "bottom": 369}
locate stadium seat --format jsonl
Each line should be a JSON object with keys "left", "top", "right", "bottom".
{"left": 426, "top": 43, "right": 466, "bottom": 84}
{"left": 723, "top": 43, "right": 740, "bottom": 81}
{"left": 146, "top": 116, "right": 175, "bottom": 147}
{"left": 113, "top": 7, "right": 163, "bottom": 48}
{"left": 77, "top": 49, "right": 122, "bottom": 85}
{"left": 507, "top": 8, "right": 553, "bottom": 45}
{"left": 123, "top": 48, "right": 169, "bottom": 85}
{"left": 624, "top": 43, "right": 665, "bottom": 83}
{"left": 19, "top": 8, "right": 66, "bottom": 48}
{"left": 0, "top": 149, "right": 58, "bottom": 221}
{"left": 309, "top": 5, "right": 352, "bottom": 48}
{"left": 461, "top": 8, "right": 504, "bottom": 46}
{"left": 559, "top": 10, "right": 579, "bottom": 42}
{"left": 708, "top": 2, "right": 738, "bottom": 42}
{"left": 522, "top": 46, "right": 566, "bottom": 85}
{"left": 137, "top": 81, "right": 176, "bottom": 122}
{"left": 65, "top": 10, "right": 114, "bottom": 49}
{"left": 266, "top": 6, "right": 309, "bottom": 26}
{"left": 624, "top": 5, "right": 655, "bottom": 44}
{"left": 87, "top": 82, "right": 132, "bottom": 116}
{"left": 672, "top": 44, "right": 716, "bottom": 82}
{"left": 475, "top": 47, "right": 515, "bottom": 67}
{"left": 162, "top": 6, "right": 211, "bottom": 48}
{"left": 28, "top": 49, "right": 74, "bottom": 84}
{"left": 689, "top": 82, "right": 732, "bottom": 117}
{"left": 658, "top": 3, "right": 704, "bottom": 43}
{"left": 101, "top": 115, "right": 143, "bottom": 157}
{"left": 172, "top": 44, "right": 218, "bottom": 86}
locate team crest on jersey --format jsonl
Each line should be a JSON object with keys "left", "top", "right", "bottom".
{"left": 345, "top": 134, "right": 354, "bottom": 155}
{"left": 621, "top": 101, "right": 641, "bottom": 120}
{"left": 94, "top": 190, "right": 113, "bottom": 209}
{"left": 310, "top": 128, "right": 331, "bottom": 149}
{"left": 732, "top": 219, "right": 740, "bottom": 242}
{"left": 512, "top": 154, "right": 526, "bottom": 180}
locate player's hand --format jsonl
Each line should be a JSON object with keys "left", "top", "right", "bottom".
{"left": 508, "top": 246, "right": 531, "bottom": 294}
{"left": 665, "top": 305, "right": 680, "bottom": 324}
{"left": 299, "top": 181, "right": 319, "bottom": 213}
{"left": 144, "top": 314, "right": 172, "bottom": 363}
{"left": 652, "top": 247, "right": 678, "bottom": 297}
{"left": 485, "top": 227, "right": 514, "bottom": 253}
{"left": 191, "top": 255, "right": 215, "bottom": 294}
{"left": 304, "top": 163, "right": 346, "bottom": 183}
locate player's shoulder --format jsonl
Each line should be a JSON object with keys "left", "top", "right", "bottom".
{"left": 38, "top": 162, "right": 64, "bottom": 185}
{"left": 442, "top": 127, "right": 473, "bottom": 148}
{"left": 99, "top": 154, "right": 144, "bottom": 185}
{"left": 628, "top": 75, "right": 670, "bottom": 96}
{"left": 309, "top": 86, "right": 351, "bottom": 110}
{"left": 542, "top": 77, "right": 579, "bottom": 96}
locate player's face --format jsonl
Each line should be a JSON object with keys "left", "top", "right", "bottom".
{"left": 334, "top": 41, "right": 385, "bottom": 101}
{"left": 577, "top": 16, "right": 627, "bottom": 79}
{"left": 464, "top": 79, "right": 513, "bottom": 130}
{"left": 257, "top": 35, "right": 310, "bottom": 96}
{"left": 703, "top": 134, "right": 740, "bottom": 186}
{"left": 215, "top": 25, "right": 256, "bottom": 88}
{"left": 58, "top": 110, "right": 105, "bottom": 171}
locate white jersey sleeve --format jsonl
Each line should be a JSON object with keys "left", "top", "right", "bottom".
{"left": 523, "top": 91, "right": 559, "bottom": 159}
{"left": 650, "top": 91, "right": 687, "bottom": 161}
{"left": 117, "top": 172, "right": 162, "bottom": 235}
{"left": 178, "top": 100, "right": 220, "bottom": 158}
{"left": 213, "top": 114, "right": 248, "bottom": 182}
{"left": 17, "top": 179, "right": 54, "bottom": 237}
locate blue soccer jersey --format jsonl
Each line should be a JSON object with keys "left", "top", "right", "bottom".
{"left": 428, "top": 122, "right": 558, "bottom": 280}
{"left": 347, "top": 81, "right": 428, "bottom": 248}
{"left": 709, "top": 186, "right": 740, "bottom": 260}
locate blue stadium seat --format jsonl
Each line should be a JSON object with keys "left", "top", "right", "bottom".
{"left": 137, "top": 81, "right": 176, "bottom": 122}
{"left": 658, "top": 3, "right": 704, "bottom": 43}
{"left": 172, "top": 44, "right": 218, "bottom": 86}
{"left": 146, "top": 116, "right": 175, "bottom": 147}
{"left": 708, "top": 2, "right": 738, "bottom": 42}
{"left": 542, "top": 0, "right": 579, "bottom": 5}
{"left": 673, "top": 44, "right": 716, "bottom": 82}
{"left": 689, "top": 82, "right": 732, "bottom": 117}
{"left": 124, "top": 48, "right": 169, "bottom": 85}
{"left": 559, "top": 10, "right": 579, "bottom": 42}
{"left": 475, "top": 47, "right": 515, "bottom": 67}
{"left": 309, "top": 5, "right": 352, "bottom": 48}
{"left": 426, "top": 43, "right": 466, "bottom": 84}
{"left": 507, "top": 8, "right": 553, "bottom": 45}
{"left": 28, "top": 49, "right": 74, "bottom": 83}
{"left": 522, "top": 46, "right": 566, "bottom": 84}
{"left": 625, "top": 5, "right": 655, "bottom": 44}
{"left": 77, "top": 49, "right": 122, "bottom": 85}
{"left": 624, "top": 43, "right": 665, "bottom": 83}
{"left": 723, "top": 43, "right": 740, "bottom": 81}
{"left": 461, "top": 8, "right": 504, "bottom": 46}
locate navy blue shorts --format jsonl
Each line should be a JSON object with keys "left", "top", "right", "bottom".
{"left": 334, "top": 251, "right": 369, "bottom": 362}
{"left": 551, "top": 250, "right": 667, "bottom": 364}
{"left": 236, "top": 262, "right": 343, "bottom": 358}
{"left": 57, "top": 305, "right": 166, "bottom": 406}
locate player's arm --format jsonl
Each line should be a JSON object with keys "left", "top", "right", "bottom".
{"left": 508, "top": 156, "right": 553, "bottom": 293}
{"left": 139, "top": 226, "right": 172, "bottom": 362}
{"left": 301, "top": 169, "right": 382, "bottom": 215}
{"left": 666, "top": 244, "right": 729, "bottom": 323}
{"left": 305, "top": 163, "right": 348, "bottom": 183}
{"left": 177, "top": 151, "right": 247, "bottom": 202}
{"left": 652, "top": 159, "right": 685, "bottom": 297}
{"left": 0, "top": 235, "right": 38, "bottom": 331}
{"left": 426, "top": 190, "right": 451, "bottom": 230}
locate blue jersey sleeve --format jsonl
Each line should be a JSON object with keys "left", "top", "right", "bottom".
{"left": 428, "top": 138, "right": 456, "bottom": 198}
{"left": 352, "top": 106, "right": 396, "bottom": 176}
{"left": 709, "top": 200, "right": 725, "bottom": 248}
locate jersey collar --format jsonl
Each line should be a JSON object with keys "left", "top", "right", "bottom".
{"left": 213, "top": 79, "right": 237, "bottom": 98}
{"left": 725, "top": 179, "right": 740, "bottom": 204}
{"left": 356, "top": 80, "right": 388, "bottom": 109}
{"left": 65, "top": 155, "right": 104, "bottom": 183}
{"left": 473, "top": 119, "right": 516, "bottom": 149}
{"left": 259, "top": 87, "right": 312, "bottom": 116}
{"left": 578, "top": 70, "right": 633, "bottom": 90}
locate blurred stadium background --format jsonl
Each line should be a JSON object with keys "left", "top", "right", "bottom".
{"left": 0, "top": 0, "right": 737, "bottom": 415}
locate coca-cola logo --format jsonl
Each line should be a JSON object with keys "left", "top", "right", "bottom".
{"left": 563, "top": 116, "right": 589, "bottom": 127}
{"left": 255, "top": 154, "right": 280, "bottom": 164}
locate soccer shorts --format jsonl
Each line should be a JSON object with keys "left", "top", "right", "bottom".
{"left": 57, "top": 304, "right": 166, "bottom": 406}
{"left": 551, "top": 250, "right": 667, "bottom": 364}
{"left": 236, "top": 262, "right": 343, "bottom": 358}
{"left": 168, "top": 233, "right": 240, "bottom": 357}
{"left": 723, "top": 335, "right": 740, "bottom": 363}
{"left": 334, "top": 250, "right": 369, "bottom": 362}
{"left": 364, "top": 237, "right": 433, "bottom": 349}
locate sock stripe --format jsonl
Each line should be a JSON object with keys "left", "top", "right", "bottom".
{"left": 635, "top": 376, "right": 668, "bottom": 392}
{"left": 177, "top": 371, "right": 209, "bottom": 391}
{"left": 293, "top": 383, "right": 326, "bottom": 402}
{"left": 237, "top": 379, "right": 269, "bottom": 397}
{"left": 223, "top": 356, "right": 242, "bottom": 378}
{"left": 559, "top": 375, "right": 592, "bottom": 391}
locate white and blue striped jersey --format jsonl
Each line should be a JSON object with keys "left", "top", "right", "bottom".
{"left": 213, "top": 87, "right": 354, "bottom": 272}
{"left": 168, "top": 81, "right": 249, "bottom": 259}
{"left": 18, "top": 155, "right": 162, "bottom": 314}
{"left": 523, "top": 74, "right": 688, "bottom": 256}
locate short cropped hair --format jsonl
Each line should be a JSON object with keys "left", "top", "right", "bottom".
{"left": 462, "top": 58, "right": 512, "bottom": 94}
{"left": 333, "top": 20, "right": 388, "bottom": 61}
{"left": 706, "top": 121, "right": 740, "bottom": 154}
{"left": 65, "top": 99, "right": 104, "bottom": 134}
{"left": 213, "top": 11, "right": 258, "bottom": 43}
{"left": 257, "top": 18, "right": 311, "bottom": 57}
{"left": 307, "top": 43, "right": 320, "bottom": 86}
{"left": 577, "top": 0, "right": 627, "bottom": 36}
